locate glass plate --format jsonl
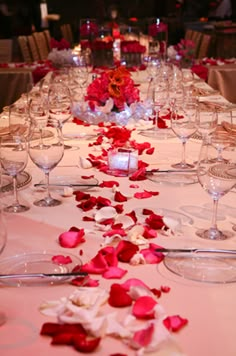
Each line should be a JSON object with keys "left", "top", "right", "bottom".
{"left": 37, "top": 175, "right": 99, "bottom": 192}
{"left": 0, "top": 251, "right": 82, "bottom": 286}
{"left": 139, "top": 128, "right": 175, "bottom": 140}
{"left": 180, "top": 205, "right": 226, "bottom": 221}
{"left": 135, "top": 207, "right": 194, "bottom": 226}
{"left": 147, "top": 171, "right": 198, "bottom": 185}
{"left": 164, "top": 252, "right": 236, "bottom": 283}
{"left": 63, "top": 132, "right": 98, "bottom": 140}
{"left": 1, "top": 172, "right": 31, "bottom": 193}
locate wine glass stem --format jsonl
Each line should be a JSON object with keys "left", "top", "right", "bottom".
{"left": 211, "top": 198, "right": 219, "bottom": 230}
{"left": 45, "top": 172, "right": 52, "bottom": 201}
{"left": 12, "top": 175, "right": 20, "bottom": 207}
{"left": 181, "top": 141, "right": 187, "bottom": 165}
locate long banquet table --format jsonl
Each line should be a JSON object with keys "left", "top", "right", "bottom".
{"left": 0, "top": 69, "right": 236, "bottom": 356}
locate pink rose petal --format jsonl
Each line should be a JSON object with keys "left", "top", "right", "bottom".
{"left": 132, "top": 296, "right": 157, "bottom": 319}
{"left": 102, "top": 266, "right": 127, "bottom": 279}
{"left": 163, "top": 315, "right": 188, "bottom": 332}
{"left": 134, "top": 191, "right": 152, "bottom": 199}
{"left": 52, "top": 255, "right": 73, "bottom": 265}
{"left": 132, "top": 323, "right": 154, "bottom": 347}
{"left": 121, "top": 278, "right": 150, "bottom": 291}
{"left": 58, "top": 230, "right": 85, "bottom": 248}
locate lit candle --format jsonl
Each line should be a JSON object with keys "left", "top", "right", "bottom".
{"left": 108, "top": 148, "right": 138, "bottom": 176}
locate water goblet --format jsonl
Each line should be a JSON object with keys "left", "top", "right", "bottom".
{"left": 0, "top": 135, "right": 29, "bottom": 213}
{"left": 171, "top": 99, "right": 199, "bottom": 169}
{"left": 210, "top": 132, "right": 234, "bottom": 163}
{"left": 196, "top": 140, "right": 236, "bottom": 240}
{"left": 28, "top": 120, "right": 64, "bottom": 207}
{"left": 48, "top": 82, "right": 72, "bottom": 131}
{"left": 196, "top": 109, "right": 218, "bottom": 163}
{"left": 0, "top": 209, "right": 7, "bottom": 325}
{"left": 28, "top": 93, "right": 49, "bottom": 148}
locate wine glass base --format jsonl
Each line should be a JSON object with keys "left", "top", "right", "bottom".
{"left": 196, "top": 228, "right": 234, "bottom": 240}
{"left": 171, "top": 162, "right": 195, "bottom": 169}
{"left": 3, "top": 204, "right": 30, "bottom": 213}
{"left": 34, "top": 197, "right": 62, "bottom": 207}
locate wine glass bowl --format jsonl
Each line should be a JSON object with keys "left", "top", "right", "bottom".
{"left": 196, "top": 141, "right": 236, "bottom": 240}
{"left": 171, "top": 99, "right": 199, "bottom": 169}
{"left": 48, "top": 83, "right": 72, "bottom": 130}
{"left": 0, "top": 135, "right": 29, "bottom": 213}
{"left": 29, "top": 121, "right": 64, "bottom": 207}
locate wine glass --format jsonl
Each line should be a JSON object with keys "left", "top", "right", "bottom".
{"left": 196, "top": 139, "right": 236, "bottom": 240}
{"left": 8, "top": 103, "right": 33, "bottom": 142}
{"left": 171, "top": 99, "right": 199, "bottom": 169}
{"left": 28, "top": 120, "right": 64, "bottom": 207}
{"left": 0, "top": 135, "right": 29, "bottom": 213}
{"left": 210, "top": 132, "right": 234, "bottom": 163}
{"left": 71, "top": 55, "right": 89, "bottom": 99}
{"left": 0, "top": 209, "right": 7, "bottom": 325}
{"left": 197, "top": 108, "right": 218, "bottom": 163}
{"left": 28, "top": 93, "right": 49, "bottom": 148}
{"left": 48, "top": 82, "right": 72, "bottom": 134}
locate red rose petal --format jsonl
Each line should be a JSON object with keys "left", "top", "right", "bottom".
{"left": 99, "top": 180, "right": 120, "bottom": 188}
{"left": 108, "top": 283, "right": 133, "bottom": 307}
{"left": 52, "top": 255, "right": 72, "bottom": 265}
{"left": 132, "top": 323, "right": 154, "bottom": 347}
{"left": 102, "top": 266, "right": 127, "bottom": 279}
{"left": 163, "top": 315, "right": 188, "bottom": 332}
{"left": 73, "top": 336, "right": 101, "bottom": 353}
{"left": 58, "top": 230, "right": 85, "bottom": 248}
{"left": 116, "top": 240, "right": 139, "bottom": 262}
{"left": 132, "top": 296, "right": 157, "bottom": 319}
{"left": 161, "top": 285, "right": 171, "bottom": 293}
{"left": 134, "top": 191, "right": 152, "bottom": 199}
{"left": 114, "top": 191, "right": 128, "bottom": 202}
{"left": 81, "top": 252, "right": 108, "bottom": 274}
{"left": 146, "top": 147, "right": 155, "bottom": 155}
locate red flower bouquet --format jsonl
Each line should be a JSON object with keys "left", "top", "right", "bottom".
{"left": 80, "top": 21, "right": 99, "bottom": 38}
{"left": 50, "top": 38, "right": 70, "bottom": 50}
{"left": 120, "top": 40, "right": 146, "bottom": 67}
{"left": 86, "top": 66, "right": 140, "bottom": 112}
{"left": 148, "top": 22, "right": 168, "bottom": 37}
{"left": 174, "top": 39, "right": 195, "bottom": 67}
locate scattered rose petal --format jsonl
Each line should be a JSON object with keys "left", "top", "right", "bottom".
{"left": 114, "top": 191, "right": 128, "bottom": 202}
{"left": 146, "top": 147, "right": 155, "bottom": 155}
{"left": 79, "top": 157, "right": 93, "bottom": 169}
{"left": 108, "top": 283, "right": 133, "bottom": 307}
{"left": 134, "top": 191, "right": 152, "bottom": 199}
{"left": 52, "top": 255, "right": 73, "bottom": 265}
{"left": 103, "top": 266, "right": 127, "bottom": 279}
{"left": 132, "top": 323, "right": 154, "bottom": 347}
{"left": 99, "top": 180, "right": 119, "bottom": 188}
{"left": 129, "top": 184, "right": 139, "bottom": 188}
{"left": 58, "top": 230, "right": 85, "bottom": 248}
{"left": 132, "top": 296, "right": 157, "bottom": 319}
{"left": 116, "top": 240, "right": 139, "bottom": 263}
{"left": 163, "top": 315, "right": 188, "bottom": 332}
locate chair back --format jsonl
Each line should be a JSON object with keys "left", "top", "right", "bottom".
{"left": 0, "top": 39, "right": 12, "bottom": 63}
{"left": 197, "top": 34, "right": 212, "bottom": 59}
{"left": 43, "top": 30, "right": 51, "bottom": 51}
{"left": 27, "top": 35, "right": 40, "bottom": 61}
{"left": 17, "top": 36, "right": 32, "bottom": 62}
{"left": 33, "top": 32, "right": 49, "bottom": 60}
{"left": 184, "top": 29, "right": 194, "bottom": 40}
{"left": 60, "top": 24, "right": 73, "bottom": 46}
{"left": 191, "top": 31, "right": 203, "bottom": 58}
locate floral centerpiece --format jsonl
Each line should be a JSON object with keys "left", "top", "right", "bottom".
{"left": 48, "top": 38, "right": 74, "bottom": 68}
{"left": 120, "top": 40, "right": 146, "bottom": 67}
{"left": 148, "top": 18, "right": 168, "bottom": 56}
{"left": 173, "top": 39, "right": 195, "bottom": 68}
{"left": 72, "top": 66, "right": 152, "bottom": 125}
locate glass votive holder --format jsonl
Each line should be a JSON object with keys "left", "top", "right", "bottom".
{"left": 107, "top": 147, "right": 138, "bottom": 177}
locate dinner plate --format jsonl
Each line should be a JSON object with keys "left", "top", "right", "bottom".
{"left": 135, "top": 207, "right": 194, "bottom": 226}
{"left": 1, "top": 172, "right": 31, "bottom": 193}
{"left": 147, "top": 171, "right": 198, "bottom": 185}
{"left": 163, "top": 252, "right": 236, "bottom": 283}
{"left": 63, "top": 132, "right": 98, "bottom": 141}
{"left": 0, "top": 251, "right": 82, "bottom": 286}
{"left": 139, "top": 128, "right": 175, "bottom": 140}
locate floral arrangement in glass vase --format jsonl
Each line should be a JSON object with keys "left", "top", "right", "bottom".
{"left": 174, "top": 39, "right": 195, "bottom": 68}
{"left": 120, "top": 40, "right": 146, "bottom": 67}
{"left": 72, "top": 66, "right": 154, "bottom": 125}
{"left": 48, "top": 38, "right": 74, "bottom": 67}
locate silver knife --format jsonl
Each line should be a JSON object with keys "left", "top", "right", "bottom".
{"left": 146, "top": 169, "right": 197, "bottom": 174}
{"left": 0, "top": 271, "right": 88, "bottom": 279}
{"left": 34, "top": 183, "right": 98, "bottom": 188}
{"left": 155, "top": 248, "right": 236, "bottom": 254}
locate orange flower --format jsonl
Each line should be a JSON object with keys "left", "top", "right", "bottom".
{"left": 108, "top": 83, "right": 120, "bottom": 98}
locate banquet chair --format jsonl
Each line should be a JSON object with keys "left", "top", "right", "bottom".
{"left": 0, "top": 39, "right": 12, "bottom": 63}
{"left": 191, "top": 31, "right": 203, "bottom": 58}
{"left": 27, "top": 35, "right": 40, "bottom": 61}
{"left": 184, "top": 29, "right": 194, "bottom": 40}
{"left": 17, "top": 36, "right": 32, "bottom": 63}
{"left": 60, "top": 24, "right": 74, "bottom": 47}
{"left": 197, "top": 34, "right": 213, "bottom": 59}
{"left": 33, "top": 32, "right": 50, "bottom": 60}
{"left": 43, "top": 29, "right": 51, "bottom": 51}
